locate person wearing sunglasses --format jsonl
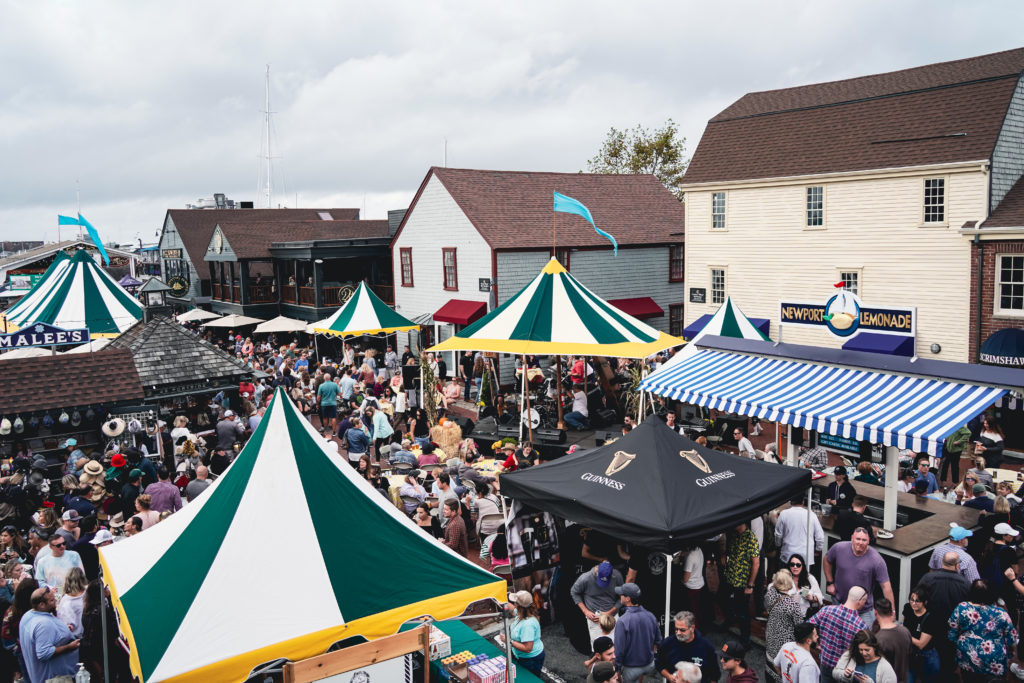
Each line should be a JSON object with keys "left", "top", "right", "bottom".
{"left": 733, "top": 427, "right": 756, "bottom": 459}
{"left": 33, "top": 534, "right": 84, "bottom": 599}
{"left": 785, "top": 553, "right": 823, "bottom": 615}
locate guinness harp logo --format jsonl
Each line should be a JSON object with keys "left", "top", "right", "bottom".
{"left": 605, "top": 451, "right": 636, "bottom": 476}
{"left": 680, "top": 449, "right": 711, "bottom": 474}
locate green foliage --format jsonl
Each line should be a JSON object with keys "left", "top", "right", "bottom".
{"left": 622, "top": 364, "right": 643, "bottom": 419}
{"left": 586, "top": 119, "right": 688, "bottom": 200}
{"left": 420, "top": 352, "right": 439, "bottom": 427}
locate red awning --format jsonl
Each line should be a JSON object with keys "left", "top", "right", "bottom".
{"left": 608, "top": 297, "right": 664, "bottom": 319}
{"left": 433, "top": 299, "right": 488, "bottom": 326}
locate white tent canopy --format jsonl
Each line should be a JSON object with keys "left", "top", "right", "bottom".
{"left": 201, "top": 313, "right": 265, "bottom": 328}
{"left": 176, "top": 309, "right": 220, "bottom": 323}
{"left": 254, "top": 315, "right": 309, "bottom": 334}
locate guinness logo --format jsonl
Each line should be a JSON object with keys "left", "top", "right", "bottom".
{"left": 605, "top": 450, "right": 635, "bottom": 476}
{"left": 680, "top": 449, "right": 711, "bottom": 474}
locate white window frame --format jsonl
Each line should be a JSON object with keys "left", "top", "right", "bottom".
{"left": 710, "top": 266, "right": 727, "bottom": 304}
{"left": 711, "top": 192, "right": 727, "bottom": 230}
{"left": 922, "top": 177, "right": 947, "bottom": 226}
{"left": 838, "top": 269, "right": 861, "bottom": 297}
{"left": 996, "top": 253, "right": 1024, "bottom": 318}
{"left": 805, "top": 185, "right": 825, "bottom": 229}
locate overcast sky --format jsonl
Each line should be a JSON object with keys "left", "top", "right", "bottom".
{"left": 1, "top": 1, "right": 1021, "bottom": 245}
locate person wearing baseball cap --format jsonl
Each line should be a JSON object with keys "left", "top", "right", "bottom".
{"left": 587, "top": 661, "right": 616, "bottom": 683}
{"left": 613, "top": 582, "right": 659, "bottom": 680}
{"left": 827, "top": 466, "right": 856, "bottom": 510}
{"left": 506, "top": 590, "right": 545, "bottom": 675}
{"left": 571, "top": 560, "right": 624, "bottom": 645}
{"left": 717, "top": 641, "right": 756, "bottom": 683}
{"left": 55, "top": 510, "right": 80, "bottom": 547}
{"left": 961, "top": 482, "right": 995, "bottom": 513}
{"left": 927, "top": 524, "right": 980, "bottom": 582}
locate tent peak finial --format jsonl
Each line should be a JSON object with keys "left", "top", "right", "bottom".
{"left": 543, "top": 258, "right": 567, "bottom": 275}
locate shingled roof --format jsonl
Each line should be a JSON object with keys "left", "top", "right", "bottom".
{"left": 214, "top": 220, "right": 389, "bottom": 259}
{"left": 0, "top": 348, "right": 143, "bottom": 413}
{"left": 397, "top": 167, "right": 685, "bottom": 249}
{"left": 986, "top": 176, "right": 1024, "bottom": 228}
{"left": 108, "top": 316, "right": 253, "bottom": 396}
{"left": 165, "top": 208, "right": 360, "bottom": 279}
{"left": 685, "top": 48, "right": 1024, "bottom": 185}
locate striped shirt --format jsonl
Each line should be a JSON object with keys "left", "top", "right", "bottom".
{"left": 808, "top": 604, "right": 866, "bottom": 669}
{"left": 927, "top": 542, "right": 981, "bottom": 582}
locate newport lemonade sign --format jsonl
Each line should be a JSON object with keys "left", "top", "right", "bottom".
{"left": 780, "top": 283, "right": 915, "bottom": 338}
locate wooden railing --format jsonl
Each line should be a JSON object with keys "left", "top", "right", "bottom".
{"left": 298, "top": 286, "right": 316, "bottom": 306}
{"left": 282, "top": 285, "right": 297, "bottom": 304}
{"left": 249, "top": 285, "right": 276, "bottom": 303}
{"left": 212, "top": 283, "right": 224, "bottom": 300}
{"left": 371, "top": 283, "right": 394, "bottom": 305}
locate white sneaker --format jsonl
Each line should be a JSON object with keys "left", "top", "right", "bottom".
{"left": 1011, "top": 662, "right": 1024, "bottom": 680}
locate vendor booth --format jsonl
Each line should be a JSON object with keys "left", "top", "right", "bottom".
{"left": 99, "top": 387, "right": 505, "bottom": 682}
{"left": 640, "top": 334, "right": 1024, "bottom": 605}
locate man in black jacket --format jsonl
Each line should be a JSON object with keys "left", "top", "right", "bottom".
{"left": 919, "top": 551, "right": 970, "bottom": 678}
{"left": 834, "top": 496, "right": 876, "bottom": 544}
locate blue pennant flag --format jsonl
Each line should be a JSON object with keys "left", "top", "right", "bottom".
{"left": 553, "top": 191, "right": 617, "bottom": 255}
{"left": 57, "top": 215, "right": 81, "bottom": 226}
{"left": 78, "top": 213, "right": 110, "bottom": 265}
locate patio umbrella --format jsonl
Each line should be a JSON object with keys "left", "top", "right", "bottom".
{"left": 311, "top": 281, "right": 418, "bottom": 337}
{"left": 201, "top": 313, "right": 265, "bottom": 328}
{"left": 118, "top": 274, "right": 143, "bottom": 288}
{"left": 176, "top": 308, "right": 220, "bottom": 323}
{"left": 254, "top": 315, "right": 309, "bottom": 334}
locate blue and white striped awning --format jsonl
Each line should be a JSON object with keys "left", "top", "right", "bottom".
{"left": 641, "top": 349, "right": 1007, "bottom": 456}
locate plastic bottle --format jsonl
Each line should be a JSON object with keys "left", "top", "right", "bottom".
{"left": 75, "top": 663, "right": 91, "bottom": 683}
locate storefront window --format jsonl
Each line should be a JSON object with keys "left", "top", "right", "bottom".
{"left": 998, "top": 255, "right": 1024, "bottom": 313}
{"left": 711, "top": 268, "right": 726, "bottom": 304}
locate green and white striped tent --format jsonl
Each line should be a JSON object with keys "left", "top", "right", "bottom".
{"left": 312, "top": 281, "right": 419, "bottom": 337}
{"left": 99, "top": 387, "right": 504, "bottom": 683}
{"left": 656, "top": 295, "right": 769, "bottom": 371}
{"left": 2, "top": 249, "right": 142, "bottom": 338}
{"left": 429, "top": 257, "right": 683, "bottom": 358}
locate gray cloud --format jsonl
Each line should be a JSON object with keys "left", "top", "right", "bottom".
{"left": 0, "top": 0, "right": 1020, "bottom": 243}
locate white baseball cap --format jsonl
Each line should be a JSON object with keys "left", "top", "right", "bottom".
{"left": 994, "top": 523, "right": 1020, "bottom": 537}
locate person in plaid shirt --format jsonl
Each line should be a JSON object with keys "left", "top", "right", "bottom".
{"left": 808, "top": 585, "right": 867, "bottom": 683}
{"left": 719, "top": 522, "right": 760, "bottom": 644}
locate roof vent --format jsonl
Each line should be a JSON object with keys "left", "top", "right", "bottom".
{"left": 318, "top": 212, "right": 333, "bottom": 220}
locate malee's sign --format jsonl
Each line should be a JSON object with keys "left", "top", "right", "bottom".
{"left": 780, "top": 284, "right": 915, "bottom": 338}
{"left": 0, "top": 322, "right": 90, "bottom": 349}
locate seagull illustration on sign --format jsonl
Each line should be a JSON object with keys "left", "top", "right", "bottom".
{"left": 605, "top": 451, "right": 636, "bottom": 476}
{"left": 680, "top": 449, "right": 711, "bottom": 474}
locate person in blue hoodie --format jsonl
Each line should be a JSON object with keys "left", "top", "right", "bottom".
{"left": 656, "top": 611, "right": 720, "bottom": 683}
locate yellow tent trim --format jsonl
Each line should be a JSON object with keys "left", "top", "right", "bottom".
{"left": 91, "top": 332, "right": 121, "bottom": 339}
{"left": 313, "top": 324, "right": 420, "bottom": 338}
{"left": 102, "top": 548, "right": 504, "bottom": 683}
{"left": 541, "top": 258, "right": 567, "bottom": 275}
{"left": 0, "top": 317, "right": 19, "bottom": 333}
{"left": 427, "top": 330, "right": 684, "bottom": 359}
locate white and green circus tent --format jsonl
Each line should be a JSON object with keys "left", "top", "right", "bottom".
{"left": 99, "top": 387, "right": 503, "bottom": 683}
{"left": 656, "top": 295, "right": 770, "bottom": 372}
{"left": 311, "top": 281, "right": 419, "bottom": 337}
{"left": 2, "top": 249, "right": 142, "bottom": 338}
{"left": 429, "top": 257, "right": 683, "bottom": 358}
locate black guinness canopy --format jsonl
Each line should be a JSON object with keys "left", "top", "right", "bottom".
{"left": 500, "top": 415, "right": 811, "bottom": 552}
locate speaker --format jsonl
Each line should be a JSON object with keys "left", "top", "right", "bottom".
{"left": 591, "top": 408, "right": 617, "bottom": 428}
{"left": 535, "top": 428, "right": 566, "bottom": 444}
{"left": 452, "top": 416, "right": 474, "bottom": 435}
{"left": 498, "top": 425, "right": 520, "bottom": 439}
{"left": 791, "top": 426, "right": 805, "bottom": 447}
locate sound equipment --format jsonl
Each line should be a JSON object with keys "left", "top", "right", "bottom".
{"left": 791, "top": 426, "right": 805, "bottom": 447}
{"left": 591, "top": 408, "right": 618, "bottom": 428}
{"left": 535, "top": 427, "right": 566, "bottom": 444}
{"left": 451, "top": 416, "right": 474, "bottom": 435}
{"left": 473, "top": 416, "right": 497, "bottom": 435}
{"left": 498, "top": 425, "right": 520, "bottom": 439}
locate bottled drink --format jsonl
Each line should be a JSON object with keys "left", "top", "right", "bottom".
{"left": 75, "top": 663, "right": 91, "bottom": 683}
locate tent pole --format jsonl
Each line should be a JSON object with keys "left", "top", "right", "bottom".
{"left": 555, "top": 355, "right": 565, "bottom": 430}
{"left": 884, "top": 445, "right": 898, "bottom": 531}
{"left": 314, "top": 332, "right": 320, "bottom": 363}
{"left": 786, "top": 425, "right": 796, "bottom": 467}
{"left": 502, "top": 605, "right": 515, "bottom": 682}
{"left": 419, "top": 365, "right": 424, "bottom": 412}
{"left": 100, "top": 566, "right": 111, "bottom": 683}
{"left": 806, "top": 486, "right": 814, "bottom": 565}
{"left": 519, "top": 356, "right": 527, "bottom": 442}
{"left": 663, "top": 552, "right": 673, "bottom": 638}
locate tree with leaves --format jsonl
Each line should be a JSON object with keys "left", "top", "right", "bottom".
{"left": 586, "top": 119, "right": 687, "bottom": 200}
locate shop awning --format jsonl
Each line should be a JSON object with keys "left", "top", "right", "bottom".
{"left": 842, "top": 333, "right": 915, "bottom": 357}
{"left": 608, "top": 297, "right": 664, "bottom": 319}
{"left": 981, "top": 328, "right": 1024, "bottom": 367}
{"left": 640, "top": 338, "right": 1008, "bottom": 456}
{"left": 433, "top": 299, "right": 487, "bottom": 326}
{"left": 683, "top": 313, "right": 770, "bottom": 340}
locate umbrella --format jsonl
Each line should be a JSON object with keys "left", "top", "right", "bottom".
{"left": 311, "top": 282, "right": 419, "bottom": 337}
{"left": 2, "top": 249, "right": 142, "bottom": 338}
{"left": 427, "top": 258, "right": 682, "bottom": 357}
{"left": 175, "top": 308, "right": 220, "bottom": 323}
{"left": 99, "top": 388, "right": 504, "bottom": 682}
{"left": 118, "top": 275, "right": 143, "bottom": 288}
{"left": 254, "top": 315, "right": 310, "bottom": 334}
{"left": 201, "top": 313, "right": 265, "bottom": 328}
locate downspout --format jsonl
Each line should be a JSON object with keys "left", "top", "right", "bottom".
{"left": 975, "top": 233, "right": 983, "bottom": 363}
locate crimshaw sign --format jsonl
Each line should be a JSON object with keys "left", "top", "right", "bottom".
{"left": 0, "top": 323, "right": 89, "bottom": 349}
